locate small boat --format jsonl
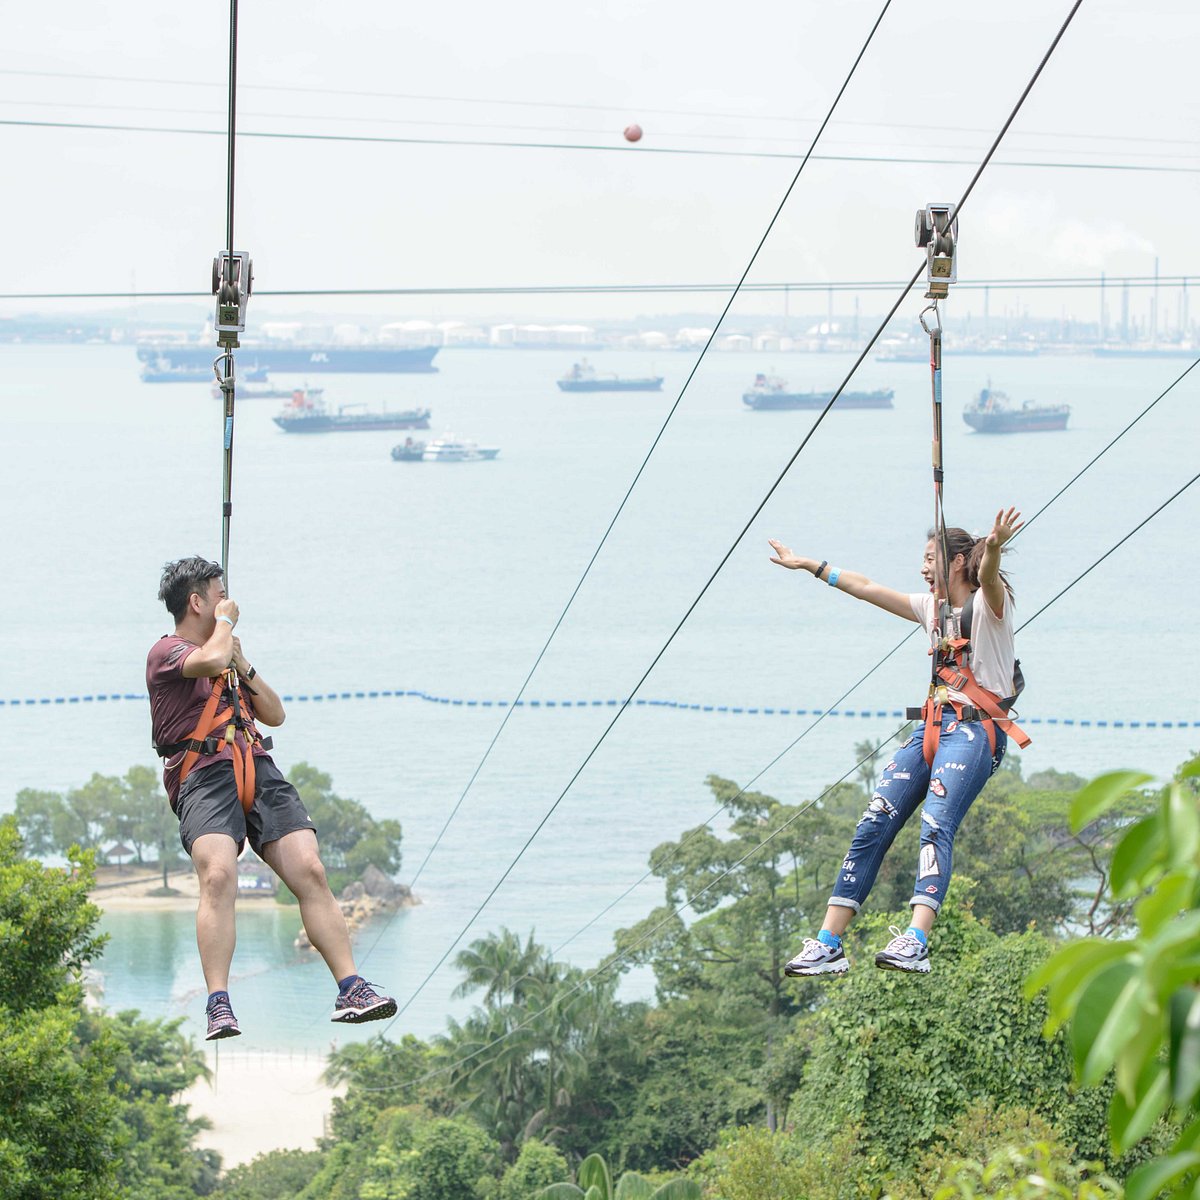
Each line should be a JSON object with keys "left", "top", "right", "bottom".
{"left": 391, "top": 437, "right": 426, "bottom": 461}
{"left": 963, "top": 386, "right": 1069, "bottom": 433}
{"left": 420, "top": 436, "right": 500, "bottom": 462}
{"left": 273, "top": 390, "right": 431, "bottom": 434}
{"left": 210, "top": 379, "right": 323, "bottom": 401}
{"left": 743, "top": 373, "right": 894, "bottom": 411}
{"left": 557, "top": 359, "right": 664, "bottom": 393}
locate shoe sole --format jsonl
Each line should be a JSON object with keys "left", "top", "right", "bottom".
{"left": 784, "top": 959, "right": 850, "bottom": 977}
{"left": 331, "top": 997, "right": 399, "bottom": 1024}
{"left": 874, "top": 955, "right": 931, "bottom": 973}
{"left": 206, "top": 1025, "right": 242, "bottom": 1041}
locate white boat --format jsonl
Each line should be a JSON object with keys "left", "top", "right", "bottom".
{"left": 420, "top": 436, "right": 500, "bottom": 463}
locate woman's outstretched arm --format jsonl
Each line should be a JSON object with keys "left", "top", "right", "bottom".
{"left": 768, "top": 540, "right": 919, "bottom": 621}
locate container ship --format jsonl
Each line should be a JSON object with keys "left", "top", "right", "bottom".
{"left": 743, "top": 374, "right": 894, "bottom": 411}
{"left": 137, "top": 343, "right": 439, "bottom": 376}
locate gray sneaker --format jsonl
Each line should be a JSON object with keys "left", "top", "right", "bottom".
{"left": 784, "top": 937, "right": 849, "bottom": 977}
{"left": 874, "top": 926, "right": 931, "bottom": 973}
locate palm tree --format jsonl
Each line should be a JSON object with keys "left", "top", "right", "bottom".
{"left": 453, "top": 929, "right": 550, "bottom": 1009}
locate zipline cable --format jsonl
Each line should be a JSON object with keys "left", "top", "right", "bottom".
{"left": 4, "top": 272, "right": 1196, "bottom": 301}
{"left": 6, "top": 118, "right": 1196, "bottom": 175}
{"left": 362, "top": 461, "right": 1200, "bottom": 1088}
{"left": 354, "top": 0, "right": 899, "bottom": 969}
{"left": 217, "top": 0, "right": 240, "bottom": 585}
{"left": 370, "top": 0, "right": 1087, "bottom": 1025}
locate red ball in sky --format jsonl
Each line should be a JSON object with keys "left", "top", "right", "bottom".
{"left": 623, "top": 123, "right": 643, "bottom": 143}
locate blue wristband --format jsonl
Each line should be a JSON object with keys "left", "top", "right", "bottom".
{"left": 216, "top": 615, "right": 235, "bottom": 627}
{"left": 827, "top": 568, "right": 841, "bottom": 588}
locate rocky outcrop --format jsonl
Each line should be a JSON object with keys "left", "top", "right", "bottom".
{"left": 293, "top": 869, "right": 417, "bottom": 951}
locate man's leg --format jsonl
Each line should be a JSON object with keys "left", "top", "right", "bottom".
{"left": 260, "top": 829, "right": 356, "bottom": 981}
{"left": 190, "top": 833, "right": 240, "bottom": 993}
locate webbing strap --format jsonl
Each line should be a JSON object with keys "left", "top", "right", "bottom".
{"left": 174, "top": 675, "right": 261, "bottom": 813}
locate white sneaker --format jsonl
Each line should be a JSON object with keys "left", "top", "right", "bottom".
{"left": 784, "top": 937, "right": 849, "bottom": 977}
{"left": 874, "top": 926, "right": 931, "bottom": 973}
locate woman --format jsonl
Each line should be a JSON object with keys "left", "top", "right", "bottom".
{"left": 767, "top": 507, "right": 1026, "bottom": 975}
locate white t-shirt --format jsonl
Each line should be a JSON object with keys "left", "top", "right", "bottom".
{"left": 908, "top": 590, "right": 1017, "bottom": 702}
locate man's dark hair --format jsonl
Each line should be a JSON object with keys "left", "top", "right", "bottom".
{"left": 159, "top": 557, "right": 224, "bottom": 622}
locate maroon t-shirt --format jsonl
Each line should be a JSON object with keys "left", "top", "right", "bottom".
{"left": 146, "top": 635, "right": 271, "bottom": 810}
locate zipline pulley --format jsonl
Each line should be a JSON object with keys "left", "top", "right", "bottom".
{"left": 212, "top": 250, "right": 253, "bottom": 350}
{"left": 914, "top": 203, "right": 958, "bottom": 300}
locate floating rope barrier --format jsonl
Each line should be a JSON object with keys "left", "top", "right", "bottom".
{"left": 1, "top": 690, "right": 1193, "bottom": 728}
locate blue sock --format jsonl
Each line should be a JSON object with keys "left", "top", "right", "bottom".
{"left": 338, "top": 974, "right": 361, "bottom": 994}
{"left": 906, "top": 926, "right": 928, "bottom": 946}
{"left": 817, "top": 929, "right": 841, "bottom": 949}
{"left": 207, "top": 990, "right": 229, "bottom": 1006}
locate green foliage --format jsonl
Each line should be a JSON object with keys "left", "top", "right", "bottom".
{"left": 784, "top": 902, "right": 1112, "bottom": 1188}
{"left": 538, "top": 1151, "right": 700, "bottom": 1200}
{"left": 13, "top": 766, "right": 182, "bottom": 878}
{"left": 213, "top": 1148, "right": 324, "bottom": 1199}
{"left": 1028, "top": 763, "right": 1200, "bottom": 1200}
{"left": 929, "top": 1142, "right": 1123, "bottom": 1198}
{"left": 499, "top": 1139, "right": 569, "bottom": 1200}
{"left": 403, "top": 1116, "right": 499, "bottom": 1200}
{"left": 689, "top": 1125, "right": 807, "bottom": 1200}
{"left": 567, "top": 995, "right": 765, "bottom": 1172}
{"left": 437, "top": 929, "right": 619, "bottom": 1158}
{"left": 286, "top": 762, "right": 403, "bottom": 889}
{"left": 0, "top": 817, "right": 119, "bottom": 1199}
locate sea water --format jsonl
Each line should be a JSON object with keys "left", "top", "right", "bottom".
{"left": 2, "top": 341, "right": 1197, "bottom": 1047}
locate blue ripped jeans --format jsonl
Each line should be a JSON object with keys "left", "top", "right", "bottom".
{"left": 829, "top": 713, "right": 1006, "bottom": 914}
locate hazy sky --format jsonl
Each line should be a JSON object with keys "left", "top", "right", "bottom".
{"left": 5, "top": 0, "right": 1199, "bottom": 326}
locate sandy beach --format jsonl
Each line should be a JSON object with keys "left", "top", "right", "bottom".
{"left": 185, "top": 1047, "right": 344, "bottom": 1167}
{"left": 90, "top": 864, "right": 279, "bottom": 911}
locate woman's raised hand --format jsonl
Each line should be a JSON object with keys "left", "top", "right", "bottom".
{"left": 768, "top": 539, "right": 805, "bottom": 570}
{"left": 987, "top": 506, "right": 1024, "bottom": 548}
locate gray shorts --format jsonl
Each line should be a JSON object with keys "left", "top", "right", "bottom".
{"left": 176, "top": 756, "right": 316, "bottom": 858}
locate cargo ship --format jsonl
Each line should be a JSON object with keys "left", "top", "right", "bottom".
{"left": 273, "top": 390, "right": 431, "bottom": 434}
{"left": 137, "top": 343, "right": 439, "bottom": 375}
{"left": 141, "top": 358, "right": 270, "bottom": 384}
{"left": 743, "top": 374, "right": 893, "bottom": 411}
{"left": 963, "top": 386, "right": 1069, "bottom": 433}
{"left": 557, "top": 360, "right": 664, "bottom": 392}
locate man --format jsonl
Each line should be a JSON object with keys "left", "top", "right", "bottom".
{"left": 147, "top": 556, "right": 395, "bottom": 1040}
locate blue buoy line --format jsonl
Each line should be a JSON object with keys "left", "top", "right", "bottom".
{"left": 0, "top": 690, "right": 1194, "bottom": 729}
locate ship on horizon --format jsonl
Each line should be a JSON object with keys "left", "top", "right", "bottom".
{"left": 963, "top": 385, "right": 1069, "bottom": 433}
{"left": 743, "top": 373, "right": 893, "bottom": 411}
{"left": 137, "top": 341, "right": 439, "bottom": 375}
{"left": 273, "top": 390, "right": 431, "bottom": 434}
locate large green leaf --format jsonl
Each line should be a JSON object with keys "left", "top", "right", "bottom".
{"left": 1135, "top": 871, "right": 1195, "bottom": 938}
{"left": 1110, "top": 814, "right": 1166, "bottom": 897}
{"left": 1110, "top": 1059, "right": 1170, "bottom": 1153}
{"left": 585, "top": 1189, "right": 606, "bottom": 1200}
{"left": 538, "top": 1186, "right": 586, "bottom": 1199}
{"left": 1165, "top": 783, "right": 1200, "bottom": 867}
{"left": 614, "top": 1173, "right": 654, "bottom": 1200}
{"left": 1071, "top": 770, "right": 1154, "bottom": 833}
{"left": 1169, "top": 988, "right": 1200, "bottom": 1108}
{"left": 578, "top": 1154, "right": 613, "bottom": 1200}
{"left": 1025, "top": 937, "right": 1135, "bottom": 1033}
{"left": 1070, "top": 960, "right": 1147, "bottom": 1086}
{"left": 1125, "top": 1151, "right": 1200, "bottom": 1200}
{"left": 650, "top": 1181, "right": 702, "bottom": 1200}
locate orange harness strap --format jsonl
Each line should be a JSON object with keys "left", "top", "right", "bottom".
{"left": 176, "top": 674, "right": 259, "bottom": 813}
{"left": 917, "top": 657, "right": 1031, "bottom": 769}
